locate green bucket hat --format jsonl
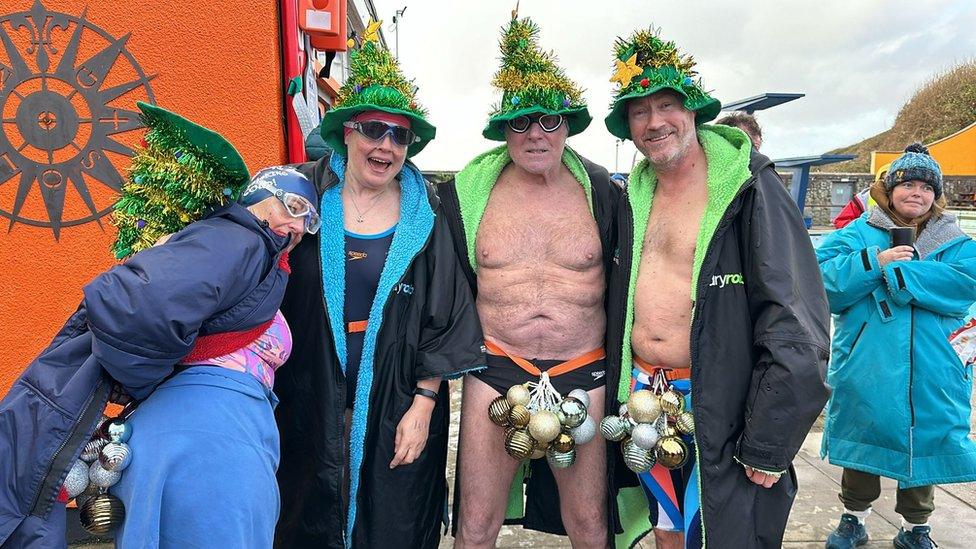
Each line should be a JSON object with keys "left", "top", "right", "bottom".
{"left": 604, "top": 27, "right": 721, "bottom": 140}
{"left": 137, "top": 101, "right": 249, "bottom": 185}
{"left": 320, "top": 22, "right": 435, "bottom": 158}
{"left": 112, "top": 102, "right": 250, "bottom": 259}
{"left": 482, "top": 16, "right": 591, "bottom": 141}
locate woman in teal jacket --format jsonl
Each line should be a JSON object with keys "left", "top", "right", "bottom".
{"left": 817, "top": 144, "right": 976, "bottom": 549}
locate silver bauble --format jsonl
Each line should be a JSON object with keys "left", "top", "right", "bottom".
{"left": 79, "top": 492, "right": 125, "bottom": 535}
{"left": 488, "top": 396, "right": 512, "bottom": 427}
{"left": 558, "top": 397, "right": 587, "bottom": 429}
{"left": 63, "top": 459, "right": 90, "bottom": 499}
{"left": 570, "top": 415, "right": 597, "bottom": 445}
{"left": 546, "top": 446, "right": 576, "bottom": 469}
{"left": 105, "top": 421, "right": 133, "bottom": 443}
{"left": 80, "top": 438, "right": 108, "bottom": 463}
{"left": 659, "top": 389, "right": 685, "bottom": 416}
{"left": 599, "top": 415, "right": 628, "bottom": 442}
{"left": 676, "top": 411, "right": 695, "bottom": 435}
{"left": 568, "top": 388, "right": 590, "bottom": 408}
{"left": 88, "top": 461, "right": 121, "bottom": 488}
{"left": 622, "top": 438, "right": 656, "bottom": 473}
{"left": 528, "top": 410, "right": 562, "bottom": 444}
{"left": 99, "top": 442, "right": 132, "bottom": 472}
{"left": 627, "top": 390, "right": 662, "bottom": 423}
{"left": 630, "top": 423, "right": 661, "bottom": 451}
{"left": 506, "top": 384, "right": 531, "bottom": 407}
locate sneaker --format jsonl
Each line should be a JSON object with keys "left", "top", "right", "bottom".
{"left": 894, "top": 525, "right": 938, "bottom": 549}
{"left": 825, "top": 513, "right": 869, "bottom": 548}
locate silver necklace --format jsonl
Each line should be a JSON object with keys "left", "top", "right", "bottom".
{"left": 346, "top": 186, "right": 390, "bottom": 223}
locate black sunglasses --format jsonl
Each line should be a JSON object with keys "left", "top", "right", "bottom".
{"left": 343, "top": 120, "right": 419, "bottom": 147}
{"left": 507, "top": 113, "right": 564, "bottom": 133}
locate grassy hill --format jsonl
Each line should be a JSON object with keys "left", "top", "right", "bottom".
{"left": 820, "top": 60, "right": 976, "bottom": 173}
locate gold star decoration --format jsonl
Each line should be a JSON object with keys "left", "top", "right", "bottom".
{"left": 363, "top": 19, "right": 382, "bottom": 44}
{"left": 610, "top": 53, "right": 642, "bottom": 88}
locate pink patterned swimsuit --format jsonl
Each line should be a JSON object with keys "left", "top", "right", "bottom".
{"left": 186, "top": 310, "right": 292, "bottom": 388}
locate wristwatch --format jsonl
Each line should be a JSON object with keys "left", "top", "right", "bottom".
{"left": 414, "top": 387, "right": 438, "bottom": 401}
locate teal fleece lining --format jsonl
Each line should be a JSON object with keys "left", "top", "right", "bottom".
{"left": 320, "top": 153, "right": 435, "bottom": 548}
{"left": 453, "top": 145, "right": 594, "bottom": 271}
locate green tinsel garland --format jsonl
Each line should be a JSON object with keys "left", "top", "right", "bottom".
{"left": 489, "top": 17, "right": 585, "bottom": 116}
{"left": 334, "top": 41, "right": 427, "bottom": 117}
{"left": 111, "top": 110, "right": 241, "bottom": 260}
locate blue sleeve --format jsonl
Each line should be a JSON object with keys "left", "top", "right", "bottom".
{"left": 882, "top": 239, "right": 976, "bottom": 318}
{"left": 83, "top": 222, "right": 266, "bottom": 399}
{"left": 816, "top": 224, "right": 884, "bottom": 314}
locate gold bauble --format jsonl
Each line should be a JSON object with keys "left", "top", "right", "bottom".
{"left": 656, "top": 436, "right": 689, "bottom": 469}
{"left": 659, "top": 389, "right": 685, "bottom": 416}
{"left": 488, "top": 396, "right": 512, "bottom": 427}
{"left": 558, "top": 397, "right": 588, "bottom": 428}
{"left": 506, "top": 384, "right": 531, "bottom": 407}
{"left": 79, "top": 493, "right": 125, "bottom": 535}
{"left": 627, "top": 390, "right": 662, "bottom": 423}
{"left": 504, "top": 428, "right": 535, "bottom": 461}
{"left": 552, "top": 432, "right": 576, "bottom": 453}
{"left": 675, "top": 411, "right": 695, "bottom": 435}
{"left": 528, "top": 410, "right": 562, "bottom": 443}
{"left": 509, "top": 404, "right": 531, "bottom": 428}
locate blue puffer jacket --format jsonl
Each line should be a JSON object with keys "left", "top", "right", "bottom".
{"left": 0, "top": 202, "right": 289, "bottom": 548}
{"left": 817, "top": 208, "right": 976, "bottom": 488}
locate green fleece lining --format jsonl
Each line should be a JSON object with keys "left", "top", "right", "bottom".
{"left": 617, "top": 124, "right": 752, "bottom": 403}
{"left": 613, "top": 124, "right": 750, "bottom": 547}
{"left": 454, "top": 145, "right": 593, "bottom": 271}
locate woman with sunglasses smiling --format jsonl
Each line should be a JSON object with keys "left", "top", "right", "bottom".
{"left": 272, "top": 31, "right": 484, "bottom": 549}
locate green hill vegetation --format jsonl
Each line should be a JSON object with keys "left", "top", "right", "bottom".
{"left": 822, "top": 60, "right": 976, "bottom": 173}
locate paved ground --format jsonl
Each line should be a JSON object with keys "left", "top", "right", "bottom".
{"left": 70, "top": 379, "right": 976, "bottom": 548}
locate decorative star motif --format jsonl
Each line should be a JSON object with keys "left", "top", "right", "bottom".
{"left": 363, "top": 19, "right": 382, "bottom": 44}
{"left": 610, "top": 53, "right": 642, "bottom": 88}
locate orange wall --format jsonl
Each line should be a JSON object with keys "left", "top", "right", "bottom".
{"left": 871, "top": 123, "right": 976, "bottom": 176}
{"left": 0, "top": 0, "right": 286, "bottom": 395}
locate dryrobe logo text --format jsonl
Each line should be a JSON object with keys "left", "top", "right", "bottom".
{"left": 709, "top": 273, "right": 744, "bottom": 288}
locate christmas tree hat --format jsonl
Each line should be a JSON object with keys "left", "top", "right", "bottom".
{"left": 320, "top": 19, "right": 435, "bottom": 157}
{"left": 111, "top": 102, "right": 249, "bottom": 260}
{"left": 482, "top": 16, "right": 591, "bottom": 141}
{"left": 604, "top": 27, "right": 721, "bottom": 140}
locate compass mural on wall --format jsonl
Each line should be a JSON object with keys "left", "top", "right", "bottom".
{"left": 0, "top": 0, "right": 154, "bottom": 238}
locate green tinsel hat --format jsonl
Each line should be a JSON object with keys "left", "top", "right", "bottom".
{"left": 320, "top": 19, "right": 435, "bottom": 157}
{"left": 111, "top": 102, "right": 249, "bottom": 260}
{"left": 604, "top": 27, "right": 721, "bottom": 140}
{"left": 482, "top": 16, "right": 591, "bottom": 141}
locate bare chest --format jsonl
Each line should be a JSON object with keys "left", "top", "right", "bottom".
{"left": 476, "top": 182, "right": 601, "bottom": 271}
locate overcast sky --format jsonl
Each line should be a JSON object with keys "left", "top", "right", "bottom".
{"left": 368, "top": 0, "right": 975, "bottom": 172}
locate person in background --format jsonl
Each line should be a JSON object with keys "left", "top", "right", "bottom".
{"left": 715, "top": 111, "right": 762, "bottom": 149}
{"left": 818, "top": 144, "right": 976, "bottom": 549}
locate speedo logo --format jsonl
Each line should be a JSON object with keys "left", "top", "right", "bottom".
{"left": 709, "top": 273, "right": 744, "bottom": 288}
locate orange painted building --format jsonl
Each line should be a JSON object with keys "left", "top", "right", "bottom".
{"left": 0, "top": 0, "right": 352, "bottom": 395}
{"left": 871, "top": 122, "right": 976, "bottom": 176}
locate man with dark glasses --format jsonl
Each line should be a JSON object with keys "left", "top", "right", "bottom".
{"left": 440, "top": 16, "right": 619, "bottom": 549}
